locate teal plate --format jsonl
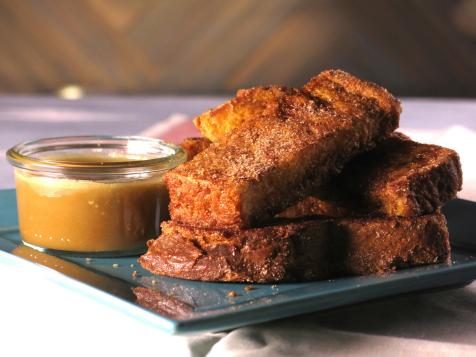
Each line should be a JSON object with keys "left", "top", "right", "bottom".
{"left": 1, "top": 189, "right": 475, "bottom": 335}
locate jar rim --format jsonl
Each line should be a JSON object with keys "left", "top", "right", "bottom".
{"left": 6, "top": 135, "right": 186, "bottom": 175}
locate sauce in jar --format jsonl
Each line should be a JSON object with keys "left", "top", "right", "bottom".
{"left": 7, "top": 136, "right": 185, "bottom": 256}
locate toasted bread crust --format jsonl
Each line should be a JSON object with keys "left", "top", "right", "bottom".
{"left": 194, "top": 86, "right": 295, "bottom": 142}
{"left": 139, "top": 213, "right": 450, "bottom": 283}
{"left": 304, "top": 69, "right": 401, "bottom": 120}
{"left": 179, "top": 137, "right": 212, "bottom": 160}
{"left": 279, "top": 133, "right": 463, "bottom": 218}
{"left": 194, "top": 69, "right": 402, "bottom": 143}
{"left": 166, "top": 70, "right": 400, "bottom": 229}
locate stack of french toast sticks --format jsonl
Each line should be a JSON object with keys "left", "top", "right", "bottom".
{"left": 139, "top": 70, "right": 463, "bottom": 283}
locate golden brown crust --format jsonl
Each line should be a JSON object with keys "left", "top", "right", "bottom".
{"left": 193, "top": 86, "right": 296, "bottom": 141}
{"left": 179, "top": 137, "right": 212, "bottom": 160}
{"left": 139, "top": 213, "right": 450, "bottom": 283}
{"left": 304, "top": 69, "right": 401, "bottom": 120}
{"left": 279, "top": 133, "right": 463, "bottom": 218}
{"left": 165, "top": 70, "right": 400, "bottom": 229}
{"left": 194, "top": 69, "right": 401, "bottom": 143}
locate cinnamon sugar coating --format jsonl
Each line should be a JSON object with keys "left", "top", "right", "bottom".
{"left": 166, "top": 70, "right": 400, "bottom": 228}
{"left": 280, "top": 133, "right": 462, "bottom": 218}
{"left": 194, "top": 86, "right": 296, "bottom": 142}
{"left": 181, "top": 134, "right": 462, "bottom": 218}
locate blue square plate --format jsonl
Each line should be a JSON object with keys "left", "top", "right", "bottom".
{"left": 0, "top": 189, "right": 475, "bottom": 335}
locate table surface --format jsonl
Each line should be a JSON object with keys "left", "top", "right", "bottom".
{"left": 0, "top": 96, "right": 475, "bottom": 357}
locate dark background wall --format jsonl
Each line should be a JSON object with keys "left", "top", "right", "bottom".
{"left": 1, "top": 0, "right": 475, "bottom": 96}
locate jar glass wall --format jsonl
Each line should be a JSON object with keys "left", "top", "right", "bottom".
{"left": 7, "top": 136, "right": 185, "bottom": 257}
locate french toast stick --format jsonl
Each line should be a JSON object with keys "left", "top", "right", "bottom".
{"left": 165, "top": 70, "right": 400, "bottom": 228}
{"left": 279, "top": 133, "right": 462, "bottom": 217}
{"left": 139, "top": 213, "right": 450, "bottom": 283}
{"left": 194, "top": 70, "right": 401, "bottom": 142}
{"left": 178, "top": 134, "right": 462, "bottom": 217}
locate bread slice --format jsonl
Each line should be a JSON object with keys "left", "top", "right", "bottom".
{"left": 177, "top": 134, "right": 462, "bottom": 218}
{"left": 194, "top": 69, "right": 401, "bottom": 142}
{"left": 139, "top": 213, "right": 450, "bottom": 283}
{"left": 279, "top": 133, "right": 462, "bottom": 218}
{"left": 179, "top": 134, "right": 462, "bottom": 218}
{"left": 165, "top": 70, "right": 400, "bottom": 229}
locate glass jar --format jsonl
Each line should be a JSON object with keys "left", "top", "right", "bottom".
{"left": 6, "top": 136, "right": 186, "bottom": 257}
